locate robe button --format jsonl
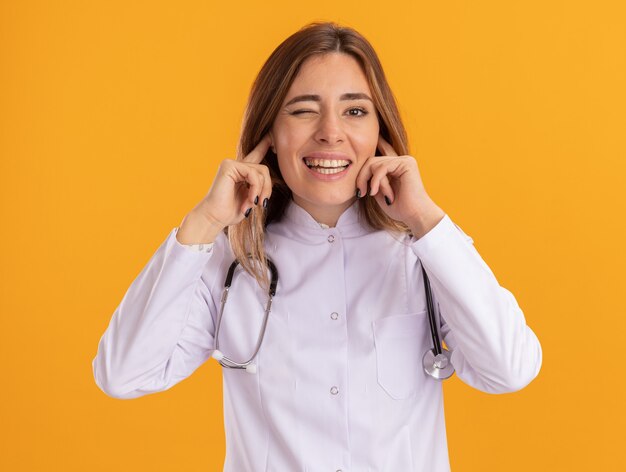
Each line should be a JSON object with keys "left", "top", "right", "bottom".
{"left": 330, "top": 312, "right": 339, "bottom": 320}
{"left": 327, "top": 234, "right": 335, "bottom": 243}
{"left": 330, "top": 386, "right": 339, "bottom": 395}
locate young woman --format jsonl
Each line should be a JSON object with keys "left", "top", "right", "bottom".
{"left": 93, "top": 21, "right": 542, "bottom": 471}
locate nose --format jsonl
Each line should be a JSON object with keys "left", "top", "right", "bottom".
{"left": 314, "top": 112, "right": 345, "bottom": 145}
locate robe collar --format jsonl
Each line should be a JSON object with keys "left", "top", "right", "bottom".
{"left": 267, "top": 198, "right": 377, "bottom": 242}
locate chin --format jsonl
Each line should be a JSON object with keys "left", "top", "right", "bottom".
{"left": 303, "top": 191, "right": 356, "bottom": 208}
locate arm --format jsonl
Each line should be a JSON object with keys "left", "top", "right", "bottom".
{"left": 92, "top": 135, "right": 275, "bottom": 400}
{"left": 411, "top": 215, "right": 542, "bottom": 394}
{"left": 92, "top": 227, "right": 226, "bottom": 400}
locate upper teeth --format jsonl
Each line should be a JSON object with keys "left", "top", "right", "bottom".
{"left": 304, "top": 158, "right": 350, "bottom": 168}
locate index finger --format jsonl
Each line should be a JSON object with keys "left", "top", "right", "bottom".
{"left": 243, "top": 134, "right": 272, "bottom": 164}
{"left": 377, "top": 135, "right": 398, "bottom": 157}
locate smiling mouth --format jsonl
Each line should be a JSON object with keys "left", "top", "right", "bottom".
{"left": 303, "top": 158, "right": 351, "bottom": 175}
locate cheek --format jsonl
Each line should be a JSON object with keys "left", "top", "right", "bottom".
{"left": 355, "top": 134, "right": 378, "bottom": 153}
{"left": 353, "top": 121, "right": 380, "bottom": 155}
{"left": 274, "top": 133, "right": 299, "bottom": 174}
{"left": 276, "top": 154, "right": 297, "bottom": 179}
{"left": 272, "top": 120, "right": 302, "bottom": 150}
{"left": 273, "top": 130, "right": 288, "bottom": 149}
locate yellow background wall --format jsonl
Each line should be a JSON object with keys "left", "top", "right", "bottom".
{"left": 1, "top": 0, "right": 624, "bottom": 470}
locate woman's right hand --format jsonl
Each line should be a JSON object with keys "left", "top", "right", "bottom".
{"left": 192, "top": 134, "right": 274, "bottom": 228}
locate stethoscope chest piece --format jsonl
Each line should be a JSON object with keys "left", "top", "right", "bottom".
{"left": 423, "top": 348, "right": 454, "bottom": 380}
{"left": 420, "top": 264, "right": 456, "bottom": 381}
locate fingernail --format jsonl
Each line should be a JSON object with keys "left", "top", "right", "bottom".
{"left": 245, "top": 208, "right": 252, "bottom": 218}
{"left": 262, "top": 198, "right": 268, "bottom": 208}
{"left": 355, "top": 188, "right": 361, "bottom": 199}
{"left": 254, "top": 195, "right": 259, "bottom": 205}
{"left": 385, "top": 196, "right": 391, "bottom": 206}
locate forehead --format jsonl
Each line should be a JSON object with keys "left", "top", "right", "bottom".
{"left": 287, "top": 52, "right": 371, "bottom": 95}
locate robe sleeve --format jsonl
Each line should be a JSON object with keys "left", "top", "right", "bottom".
{"left": 92, "top": 228, "right": 226, "bottom": 399}
{"left": 410, "top": 214, "right": 542, "bottom": 393}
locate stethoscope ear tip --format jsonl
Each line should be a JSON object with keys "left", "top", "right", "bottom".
{"left": 212, "top": 350, "right": 224, "bottom": 361}
{"left": 245, "top": 364, "right": 258, "bottom": 374}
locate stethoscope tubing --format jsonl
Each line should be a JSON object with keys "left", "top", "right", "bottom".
{"left": 212, "top": 257, "right": 278, "bottom": 373}
{"left": 422, "top": 265, "right": 442, "bottom": 356}
{"left": 212, "top": 256, "right": 454, "bottom": 380}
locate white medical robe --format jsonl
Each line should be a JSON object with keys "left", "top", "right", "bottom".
{"left": 92, "top": 200, "right": 542, "bottom": 471}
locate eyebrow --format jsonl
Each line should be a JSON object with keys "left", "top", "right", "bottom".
{"left": 284, "top": 93, "right": 373, "bottom": 107}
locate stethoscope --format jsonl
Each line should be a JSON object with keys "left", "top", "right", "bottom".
{"left": 212, "top": 258, "right": 455, "bottom": 380}
{"left": 211, "top": 257, "right": 278, "bottom": 374}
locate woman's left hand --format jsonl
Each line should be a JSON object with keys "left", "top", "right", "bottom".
{"left": 355, "top": 135, "right": 446, "bottom": 238}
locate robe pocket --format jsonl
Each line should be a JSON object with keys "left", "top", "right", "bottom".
{"left": 372, "top": 311, "right": 430, "bottom": 400}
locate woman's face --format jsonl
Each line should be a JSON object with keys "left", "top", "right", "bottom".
{"left": 270, "top": 52, "right": 380, "bottom": 221}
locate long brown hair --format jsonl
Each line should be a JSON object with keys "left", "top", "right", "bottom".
{"left": 228, "top": 21, "right": 411, "bottom": 288}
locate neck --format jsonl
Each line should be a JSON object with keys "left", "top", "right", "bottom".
{"left": 292, "top": 196, "right": 357, "bottom": 228}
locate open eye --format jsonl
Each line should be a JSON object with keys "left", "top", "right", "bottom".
{"left": 347, "top": 107, "right": 368, "bottom": 117}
